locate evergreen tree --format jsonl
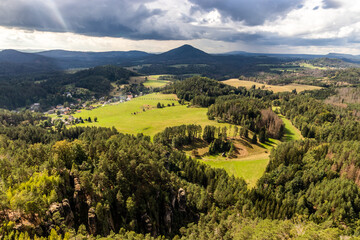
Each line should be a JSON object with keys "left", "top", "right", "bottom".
{"left": 251, "top": 133, "right": 257, "bottom": 144}
{"left": 259, "top": 128, "right": 266, "bottom": 143}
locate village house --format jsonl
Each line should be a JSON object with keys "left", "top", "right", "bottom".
{"left": 30, "top": 103, "right": 41, "bottom": 111}
{"left": 126, "top": 94, "right": 133, "bottom": 101}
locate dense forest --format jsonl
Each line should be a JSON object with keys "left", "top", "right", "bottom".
{"left": 1, "top": 74, "right": 360, "bottom": 239}
{"left": 163, "top": 76, "right": 274, "bottom": 107}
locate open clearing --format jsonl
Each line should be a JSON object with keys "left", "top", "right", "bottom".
{"left": 300, "top": 63, "right": 327, "bottom": 70}
{"left": 72, "top": 93, "right": 232, "bottom": 137}
{"left": 279, "top": 115, "right": 303, "bottom": 141}
{"left": 129, "top": 75, "right": 171, "bottom": 88}
{"left": 199, "top": 112, "right": 302, "bottom": 188}
{"left": 222, "top": 79, "right": 321, "bottom": 93}
{"left": 70, "top": 92, "right": 301, "bottom": 188}
{"left": 143, "top": 75, "right": 171, "bottom": 88}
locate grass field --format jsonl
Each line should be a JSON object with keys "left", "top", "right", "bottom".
{"left": 204, "top": 157, "right": 269, "bottom": 187}
{"left": 279, "top": 115, "right": 303, "bottom": 141}
{"left": 222, "top": 79, "right": 321, "bottom": 93}
{"left": 69, "top": 92, "right": 301, "bottom": 188}
{"left": 143, "top": 75, "right": 171, "bottom": 88}
{"left": 72, "top": 93, "right": 232, "bottom": 137}
{"left": 300, "top": 63, "right": 327, "bottom": 70}
{"left": 200, "top": 112, "right": 302, "bottom": 188}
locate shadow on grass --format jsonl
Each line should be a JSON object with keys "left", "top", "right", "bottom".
{"left": 281, "top": 125, "right": 295, "bottom": 142}
{"left": 181, "top": 139, "right": 208, "bottom": 151}
{"left": 237, "top": 138, "right": 253, "bottom": 149}
{"left": 261, "top": 138, "right": 278, "bottom": 149}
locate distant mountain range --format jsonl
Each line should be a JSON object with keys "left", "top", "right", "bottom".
{"left": 222, "top": 51, "right": 360, "bottom": 61}
{"left": 37, "top": 50, "right": 154, "bottom": 69}
{"left": 1, "top": 44, "right": 360, "bottom": 75}
{"left": 0, "top": 49, "right": 58, "bottom": 74}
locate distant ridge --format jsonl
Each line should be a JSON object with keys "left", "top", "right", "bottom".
{"left": 0, "top": 49, "right": 53, "bottom": 64}
{"left": 38, "top": 49, "right": 151, "bottom": 59}
{"left": 2, "top": 45, "right": 360, "bottom": 75}
{"left": 37, "top": 49, "right": 153, "bottom": 69}
{"left": 0, "top": 49, "right": 58, "bottom": 74}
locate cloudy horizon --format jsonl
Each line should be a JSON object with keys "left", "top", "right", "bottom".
{"left": 1, "top": 0, "right": 360, "bottom": 54}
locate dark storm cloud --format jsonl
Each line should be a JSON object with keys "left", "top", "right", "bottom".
{"left": 0, "top": 0, "right": 173, "bottom": 39}
{"left": 322, "top": 0, "right": 342, "bottom": 9}
{"left": 0, "top": 0, "right": 353, "bottom": 49}
{"left": 189, "top": 0, "right": 304, "bottom": 26}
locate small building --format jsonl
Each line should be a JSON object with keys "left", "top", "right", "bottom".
{"left": 126, "top": 95, "right": 133, "bottom": 101}
{"left": 30, "top": 103, "right": 41, "bottom": 111}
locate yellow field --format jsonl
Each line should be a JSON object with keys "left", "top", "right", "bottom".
{"left": 222, "top": 79, "right": 321, "bottom": 93}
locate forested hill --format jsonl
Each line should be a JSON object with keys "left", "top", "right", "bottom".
{"left": 144, "top": 44, "right": 216, "bottom": 64}
{"left": 2, "top": 77, "right": 360, "bottom": 239}
{"left": 0, "top": 50, "right": 59, "bottom": 75}
{"left": 4, "top": 46, "right": 360, "bottom": 82}
{"left": 0, "top": 65, "right": 139, "bottom": 110}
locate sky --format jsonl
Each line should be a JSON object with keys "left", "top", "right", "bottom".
{"left": 0, "top": 0, "right": 360, "bottom": 54}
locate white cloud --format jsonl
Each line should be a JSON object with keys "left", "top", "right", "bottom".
{"left": 0, "top": 0, "right": 360, "bottom": 54}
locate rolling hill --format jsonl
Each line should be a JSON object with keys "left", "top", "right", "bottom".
{"left": 0, "top": 49, "right": 59, "bottom": 74}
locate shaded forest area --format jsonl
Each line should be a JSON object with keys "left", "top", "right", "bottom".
{"left": 0, "top": 65, "right": 139, "bottom": 110}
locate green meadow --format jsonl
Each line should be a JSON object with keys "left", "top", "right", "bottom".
{"left": 204, "top": 157, "right": 269, "bottom": 188}
{"left": 200, "top": 112, "right": 302, "bottom": 188}
{"left": 142, "top": 75, "right": 171, "bottom": 88}
{"left": 300, "top": 63, "right": 327, "bottom": 70}
{"left": 70, "top": 93, "right": 301, "bottom": 188}
{"left": 72, "top": 93, "right": 231, "bottom": 137}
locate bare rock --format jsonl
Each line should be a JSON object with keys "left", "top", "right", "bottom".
{"left": 177, "top": 188, "right": 186, "bottom": 212}
{"left": 47, "top": 199, "right": 75, "bottom": 228}
{"left": 88, "top": 207, "right": 97, "bottom": 235}
{"left": 164, "top": 205, "right": 172, "bottom": 233}
{"left": 141, "top": 213, "right": 152, "bottom": 233}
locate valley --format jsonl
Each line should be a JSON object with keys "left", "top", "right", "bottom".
{"left": 2, "top": 0, "right": 360, "bottom": 238}
{"left": 1, "top": 45, "right": 360, "bottom": 239}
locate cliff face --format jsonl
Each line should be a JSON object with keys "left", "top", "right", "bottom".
{"left": 0, "top": 169, "right": 198, "bottom": 237}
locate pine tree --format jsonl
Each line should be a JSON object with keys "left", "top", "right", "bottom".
{"left": 251, "top": 133, "right": 257, "bottom": 144}
{"left": 259, "top": 128, "right": 266, "bottom": 143}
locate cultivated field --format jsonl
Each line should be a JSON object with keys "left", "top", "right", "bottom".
{"left": 72, "top": 93, "right": 232, "bottom": 137}
{"left": 222, "top": 79, "right": 321, "bottom": 93}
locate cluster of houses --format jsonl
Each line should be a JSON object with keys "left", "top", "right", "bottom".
{"left": 32, "top": 92, "right": 143, "bottom": 126}
{"left": 99, "top": 93, "right": 141, "bottom": 106}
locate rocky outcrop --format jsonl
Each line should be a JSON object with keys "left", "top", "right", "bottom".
{"left": 71, "top": 174, "right": 90, "bottom": 228}
{"left": 164, "top": 205, "right": 173, "bottom": 234}
{"left": 88, "top": 207, "right": 97, "bottom": 235}
{"left": 177, "top": 188, "right": 186, "bottom": 212}
{"left": 141, "top": 213, "right": 152, "bottom": 233}
{"left": 47, "top": 198, "right": 75, "bottom": 229}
